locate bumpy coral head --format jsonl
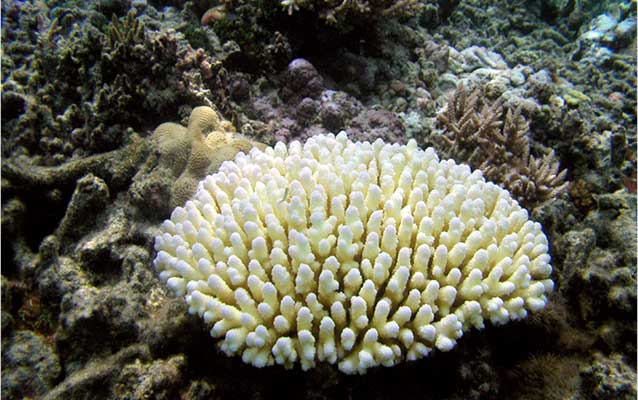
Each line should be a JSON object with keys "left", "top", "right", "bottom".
{"left": 153, "top": 132, "right": 554, "bottom": 374}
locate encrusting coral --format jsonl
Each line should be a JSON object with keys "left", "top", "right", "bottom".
{"left": 153, "top": 132, "right": 554, "bottom": 374}
{"left": 436, "top": 85, "right": 568, "bottom": 207}
{"left": 152, "top": 106, "right": 266, "bottom": 208}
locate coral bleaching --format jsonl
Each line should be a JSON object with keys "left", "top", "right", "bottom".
{"left": 153, "top": 132, "right": 554, "bottom": 374}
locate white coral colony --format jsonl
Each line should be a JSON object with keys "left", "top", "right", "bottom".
{"left": 153, "top": 132, "right": 554, "bottom": 374}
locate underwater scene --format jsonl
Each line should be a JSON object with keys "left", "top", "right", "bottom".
{"left": 1, "top": 0, "right": 636, "bottom": 398}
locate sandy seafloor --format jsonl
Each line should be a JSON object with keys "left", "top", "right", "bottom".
{"left": 1, "top": 0, "right": 636, "bottom": 399}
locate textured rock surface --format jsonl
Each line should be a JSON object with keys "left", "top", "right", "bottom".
{"left": 1, "top": 330, "right": 62, "bottom": 398}
{"left": 581, "top": 352, "right": 637, "bottom": 400}
{"left": 238, "top": 58, "right": 407, "bottom": 147}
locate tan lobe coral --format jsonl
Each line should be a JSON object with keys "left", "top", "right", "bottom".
{"left": 151, "top": 106, "right": 266, "bottom": 208}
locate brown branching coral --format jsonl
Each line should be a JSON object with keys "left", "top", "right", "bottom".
{"left": 436, "top": 85, "right": 568, "bottom": 208}
{"left": 107, "top": 11, "right": 145, "bottom": 49}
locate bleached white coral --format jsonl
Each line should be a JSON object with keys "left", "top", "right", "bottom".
{"left": 280, "top": 0, "right": 301, "bottom": 15}
{"left": 153, "top": 132, "right": 554, "bottom": 374}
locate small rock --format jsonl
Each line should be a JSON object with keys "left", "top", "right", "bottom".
{"left": 460, "top": 46, "right": 508, "bottom": 71}
{"left": 320, "top": 102, "right": 344, "bottom": 132}
{"left": 581, "top": 352, "right": 636, "bottom": 400}
{"left": 614, "top": 18, "right": 636, "bottom": 44}
{"left": 592, "top": 14, "right": 618, "bottom": 33}
{"left": 1, "top": 330, "right": 61, "bottom": 399}
{"left": 510, "top": 69, "right": 526, "bottom": 86}
{"left": 58, "top": 174, "right": 110, "bottom": 240}
{"left": 437, "top": 73, "right": 460, "bottom": 92}
{"left": 229, "top": 78, "right": 250, "bottom": 102}
{"left": 283, "top": 58, "right": 324, "bottom": 101}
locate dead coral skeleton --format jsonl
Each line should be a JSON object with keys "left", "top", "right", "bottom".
{"left": 1, "top": 137, "right": 149, "bottom": 191}
{"left": 436, "top": 84, "right": 568, "bottom": 207}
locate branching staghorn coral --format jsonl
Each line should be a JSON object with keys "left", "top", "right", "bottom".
{"left": 437, "top": 85, "right": 568, "bottom": 207}
{"left": 153, "top": 132, "right": 554, "bottom": 374}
